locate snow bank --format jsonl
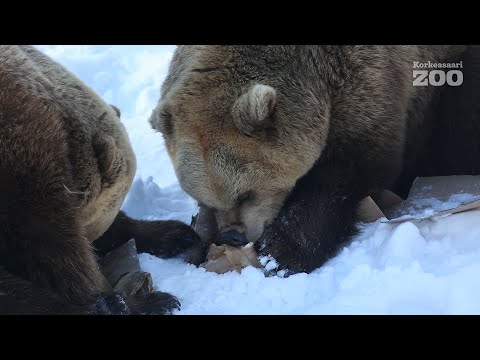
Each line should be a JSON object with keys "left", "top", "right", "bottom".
{"left": 122, "top": 177, "right": 197, "bottom": 224}
{"left": 140, "top": 208, "right": 480, "bottom": 314}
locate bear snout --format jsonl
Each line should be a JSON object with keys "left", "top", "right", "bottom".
{"left": 216, "top": 229, "right": 249, "bottom": 247}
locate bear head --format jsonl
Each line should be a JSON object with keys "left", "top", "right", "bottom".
{"left": 150, "top": 46, "right": 331, "bottom": 244}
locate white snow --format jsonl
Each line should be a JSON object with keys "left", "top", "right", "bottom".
{"left": 404, "top": 193, "right": 480, "bottom": 219}
{"left": 40, "top": 45, "right": 480, "bottom": 314}
{"left": 386, "top": 191, "right": 480, "bottom": 222}
{"left": 139, "top": 201, "right": 480, "bottom": 314}
{"left": 122, "top": 177, "right": 197, "bottom": 224}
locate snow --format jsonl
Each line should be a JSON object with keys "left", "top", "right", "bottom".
{"left": 122, "top": 177, "right": 197, "bottom": 224}
{"left": 39, "top": 45, "right": 480, "bottom": 314}
{"left": 140, "top": 203, "right": 480, "bottom": 314}
{"left": 401, "top": 193, "right": 480, "bottom": 220}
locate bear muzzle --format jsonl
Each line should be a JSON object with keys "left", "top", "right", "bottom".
{"left": 216, "top": 229, "right": 249, "bottom": 247}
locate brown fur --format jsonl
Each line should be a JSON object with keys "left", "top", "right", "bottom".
{"left": 0, "top": 46, "right": 199, "bottom": 314}
{"left": 151, "top": 45, "right": 479, "bottom": 274}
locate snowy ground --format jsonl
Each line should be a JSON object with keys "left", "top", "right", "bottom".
{"left": 38, "top": 45, "right": 480, "bottom": 314}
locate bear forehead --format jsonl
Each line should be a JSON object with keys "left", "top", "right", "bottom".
{"left": 177, "top": 141, "right": 270, "bottom": 185}
{"left": 163, "top": 46, "right": 284, "bottom": 99}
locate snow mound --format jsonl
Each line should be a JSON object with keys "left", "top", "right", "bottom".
{"left": 122, "top": 177, "right": 197, "bottom": 225}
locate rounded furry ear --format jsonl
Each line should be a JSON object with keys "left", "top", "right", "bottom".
{"left": 232, "top": 84, "right": 277, "bottom": 136}
{"left": 110, "top": 104, "right": 121, "bottom": 118}
{"left": 149, "top": 101, "right": 173, "bottom": 136}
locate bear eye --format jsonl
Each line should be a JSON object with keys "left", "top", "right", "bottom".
{"left": 242, "top": 131, "right": 254, "bottom": 138}
{"left": 237, "top": 191, "right": 255, "bottom": 206}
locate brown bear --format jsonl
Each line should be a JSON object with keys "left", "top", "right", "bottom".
{"left": 150, "top": 45, "right": 480, "bottom": 275}
{"left": 0, "top": 45, "right": 199, "bottom": 314}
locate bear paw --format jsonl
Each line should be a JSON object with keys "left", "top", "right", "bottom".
{"left": 255, "top": 228, "right": 315, "bottom": 275}
{"left": 127, "top": 291, "right": 181, "bottom": 315}
{"left": 92, "top": 293, "right": 130, "bottom": 315}
{"left": 133, "top": 220, "right": 201, "bottom": 260}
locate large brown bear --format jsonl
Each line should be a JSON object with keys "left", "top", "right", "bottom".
{"left": 0, "top": 45, "right": 199, "bottom": 314}
{"left": 150, "top": 45, "right": 480, "bottom": 274}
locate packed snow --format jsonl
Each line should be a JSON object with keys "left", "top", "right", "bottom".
{"left": 387, "top": 192, "right": 480, "bottom": 222}
{"left": 407, "top": 193, "right": 479, "bottom": 214}
{"left": 38, "top": 45, "right": 480, "bottom": 314}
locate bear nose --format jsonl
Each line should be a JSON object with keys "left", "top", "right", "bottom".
{"left": 218, "top": 229, "right": 248, "bottom": 247}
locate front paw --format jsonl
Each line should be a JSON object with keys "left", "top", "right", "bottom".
{"left": 91, "top": 293, "right": 130, "bottom": 315}
{"left": 255, "top": 227, "right": 316, "bottom": 275}
{"left": 127, "top": 291, "right": 181, "bottom": 315}
{"left": 134, "top": 220, "right": 201, "bottom": 258}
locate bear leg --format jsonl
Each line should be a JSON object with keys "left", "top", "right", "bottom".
{"left": 256, "top": 162, "right": 370, "bottom": 274}
{"left": 93, "top": 211, "right": 201, "bottom": 259}
{"left": 0, "top": 266, "right": 97, "bottom": 314}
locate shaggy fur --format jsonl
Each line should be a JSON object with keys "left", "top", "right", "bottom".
{"left": 151, "top": 45, "right": 480, "bottom": 274}
{"left": 0, "top": 45, "right": 199, "bottom": 314}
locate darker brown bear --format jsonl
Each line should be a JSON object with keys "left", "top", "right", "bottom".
{"left": 0, "top": 45, "right": 199, "bottom": 314}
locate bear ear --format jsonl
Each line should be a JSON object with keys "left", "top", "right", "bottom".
{"left": 110, "top": 104, "right": 121, "bottom": 118}
{"left": 232, "top": 84, "right": 277, "bottom": 136}
{"left": 150, "top": 101, "right": 173, "bottom": 136}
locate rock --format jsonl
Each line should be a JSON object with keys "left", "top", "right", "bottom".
{"left": 98, "top": 238, "right": 140, "bottom": 286}
{"left": 98, "top": 238, "right": 152, "bottom": 298}
{"left": 114, "top": 271, "right": 153, "bottom": 297}
{"left": 192, "top": 204, "right": 218, "bottom": 243}
{"left": 187, "top": 204, "right": 220, "bottom": 265}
